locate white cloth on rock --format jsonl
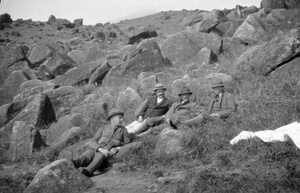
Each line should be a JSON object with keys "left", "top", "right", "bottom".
{"left": 230, "top": 122, "right": 300, "bottom": 149}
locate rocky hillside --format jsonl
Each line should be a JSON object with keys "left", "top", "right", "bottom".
{"left": 1, "top": 0, "right": 300, "bottom": 192}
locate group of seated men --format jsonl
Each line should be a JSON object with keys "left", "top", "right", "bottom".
{"left": 126, "top": 78, "right": 237, "bottom": 136}
{"left": 70, "top": 78, "right": 237, "bottom": 177}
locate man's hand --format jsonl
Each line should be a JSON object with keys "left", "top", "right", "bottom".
{"left": 109, "top": 147, "right": 119, "bottom": 156}
{"left": 97, "top": 148, "right": 109, "bottom": 157}
{"left": 210, "top": 113, "right": 219, "bottom": 117}
{"left": 138, "top": 116, "right": 143, "bottom": 123}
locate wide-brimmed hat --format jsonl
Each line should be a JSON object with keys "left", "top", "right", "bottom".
{"left": 107, "top": 108, "right": 124, "bottom": 121}
{"left": 153, "top": 83, "right": 167, "bottom": 91}
{"left": 178, "top": 87, "right": 193, "bottom": 96}
{"left": 210, "top": 78, "right": 224, "bottom": 88}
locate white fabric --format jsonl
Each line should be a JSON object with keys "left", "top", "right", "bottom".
{"left": 230, "top": 122, "right": 300, "bottom": 149}
{"left": 125, "top": 120, "right": 144, "bottom": 133}
{"left": 157, "top": 97, "right": 163, "bottom": 104}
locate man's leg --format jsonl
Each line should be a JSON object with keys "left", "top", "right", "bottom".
{"left": 72, "top": 149, "right": 95, "bottom": 168}
{"left": 126, "top": 120, "right": 144, "bottom": 134}
{"left": 85, "top": 152, "right": 105, "bottom": 175}
{"left": 135, "top": 117, "right": 165, "bottom": 134}
{"left": 181, "top": 114, "right": 205, "bottom": 126}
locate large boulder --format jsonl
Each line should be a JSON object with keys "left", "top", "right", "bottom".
{"left": 43, "top": 127, "right": 84, "bottom": 159}
{"left": 46, "top": 113, "right": 98, "bottom": 145}
{"left": 234, "top": 28, "right": 300, "bottom": 76}
{"left": 161, "top": 32, "right": 200, "bottom": 66}
{"left": 195, "top": 10, "right": 227, "bottom": 32}
{"left": 24, "top": 159, "right": 93, "bottom": 193}
{"left": 261, "top": 0, "right": 286, "bottom": 14}
{"left": 138, "top": 75, "right": 157, "bottom": 98}
{"left": 9, "top": 121, "right": 46, "bottom": 161}
{"left": 233, "top": 10, "right": 269, "bottom": 44}
{"left": 104, "top": 40, "right": 171, "bottom": 87}
{"left": 88, "top": 61, "right": 112, "bottom": 85}
{"left": 0, "top": 70, "right": 31, "bottom": 106}
{"left": 13, "top": 81, "right": 57, "bottom": 102}
{"left": 0, "top": 44, "right": 29, "bottom": 87}
{"left": 155, "top": 128, "right": 184, "bottom": 155}
{"left": 128, "top": 27, "right": 158, "bottom": 44}
{"left": 83, "top": 45, "right": 106, "bottom": 63}
{"left": 0, "top": 94, "right": 56, "bottom": 155}
{"left": 51, "top": 60, "right": 105, "bottom": 86}
{"left": 41, "top": 52, "right": 76, "bottom": 77}
{"left": 116, "top": 87, "right": 143, "bottom": 122}
{"left": 71, "top": 102, "right": 108, "bottom": 122}
{"left": 181, "top": 12, "right": 205, "bottom": 26}
{"left": 285, "top": 0, "right": 300, "bottom": 9}
{"left": 191, "top": 47, "right": 218, "bottom": 67}
{"left": 44, "top": 86, "right": 84, "bottom": 117}
{"left": 0, "top": 96, "right": 35, "bottom": 127}
{"left": 27, "top": 44, "right": 55, "bottom": 67}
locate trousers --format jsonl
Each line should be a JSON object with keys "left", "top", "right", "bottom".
{"left": 73, "top": 149, "right": 105, "bottom": 175}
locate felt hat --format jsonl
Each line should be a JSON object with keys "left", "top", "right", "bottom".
{"left": 210, "top": 78, "right": 224, "bottom": 88}
{"left": 153, "top": 83, "right": 167, "bottom": 91}
{"left": 178, "top": 87, "right": 193, "bottom": 96}
{"left": 107, "top": 108, "right": 124, "bottom": 121}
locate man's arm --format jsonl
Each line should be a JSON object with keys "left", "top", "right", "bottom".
{"left": 216, "top": 93, "right": 237, "bottom": 119}
{"left": 88, "top": 128, "right": 103, "bottom": 150}
{"left": 164, "top": 103, "right": 176, "bottom": 122}
{"left": 136, "top": 98, "right": 150, "bottom": 120}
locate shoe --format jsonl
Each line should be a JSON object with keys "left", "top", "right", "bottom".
{"left": 81, "top": 169, "right": 91, "bottom": 177}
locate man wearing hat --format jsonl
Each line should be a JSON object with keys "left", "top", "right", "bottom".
{"left": 205, "top": 78, "right": 237, "bottom": 120}
{"left": 126, "top": 83, "right": 172, "bottom": 135}
{"left": 181, "top": 78, "right": 237, "bottom": 125}
{"left": 163, "top": 86, "right": 203, "bottom": 129}
{"left": 71, "top": 108, "right": 131, "bottom": 177}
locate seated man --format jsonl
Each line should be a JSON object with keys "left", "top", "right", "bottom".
{"left": 71, "top": 108, "right": 131, "bottom": 177}
{"left": 183, "top": 78, "right": 237, "bottom": 126}
{"left": 126, "top": 83, "right": 172, "bottom": 135}
{"left": 139, "top": 87, "right": 203, "bottom": 136}
{"left": 164, "top": 87, "right": 203, "bottom": 128}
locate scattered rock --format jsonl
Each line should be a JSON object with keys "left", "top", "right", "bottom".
{"left": 0, "top": 94, "right": 56, "bottom": 153}
{"left": 44, "top": 86, "right": 84, "bottom": 117}
{"left": 0, "top": 96, "right": 35, "bottom": 128}
{"left": 51, "top": 60, "right": 103, "bottom": 86}
{"left": 138, "top": 75, "right": 157, "bottom": 97}
{"left": 155, "top": 127, "right": 184, "bottom": 155}
{"left": 27, "top": 44, "right": 55, "bottom": 67}
{"left": 44, "top": 127, "right": 84, "bottom": 159}
{"left": 261, "top": 0, "right": 286, "bottom": 14}
{"left": 233, "top": 10, "right": 268, "bottom": 44}
{"left": 9, "top": 121, "right": 46, "bottom": 161}
{"left": 24, "top": 159, "right": 93, "bottom": 193}
{"left": 128, "top": 27, "right": 158, "bottom": 44}
{"left": 13, "top": 80, "right": 57, "bottom": 102}
{"left": 83, "top": 45, "right": 106, "bottom": 63}
{"left": 88, "top": 61, "right": 112, "bottom": 85}
{"left": 42, "top": 52, "right": 76, "bottom": 77}
{"left": 234, "top": 28, "right": 300, "bottom": 76}
{"left": 116, "top": 87, "right": 143, "bottom": 121}
{"left": 181, "top": 12, "right": 205, "bottom": 26}
{"left": 74, "top": 18, "right": 83, "bottom": 25}
{"left": 191, "top": 47, "right": 218, "bottom": 67}
{"left": 0, "top": 70, "right": 31, "bottom": 106}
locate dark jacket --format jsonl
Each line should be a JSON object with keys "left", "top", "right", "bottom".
{"left": 89, "top": 125, "right": 130, "bottom": 151}
{"left": 207, "top": 92, "right": 237, "bottom": 119}
{"left": 164, "top": 101, "right": 202, "bottom": 122}
{"left": 137, "top": 96, "right": 172, "bottom": 119}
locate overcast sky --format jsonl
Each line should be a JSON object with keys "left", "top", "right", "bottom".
{"left": 0, "top": 0, "right": 261, "bottom": 25}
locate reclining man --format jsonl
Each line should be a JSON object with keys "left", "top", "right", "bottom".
{"left": 140, "top": 87, "right": 204, "bottom": 135}
{"left": 183, "top": 78, "right": 237, "bottom": 125}
{"left": 126, "top": 83, "right": 172, "bottom": 135}
{"left": 71, "top": 108, "right": 131, "bottom": 177}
